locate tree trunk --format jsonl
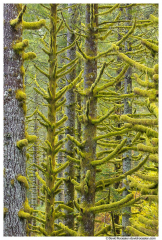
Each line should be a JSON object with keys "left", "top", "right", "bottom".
{"left": 79, "top": 4, "right": 98, "bottom": 236}
{"left": 122, "top": 4, "right": 132, "bottom": 236}
{"left": 4, "top": 4, "right": 27, "bottom": 236}
{"left": 64, "top": 3, "right": 77, "bottom": 232}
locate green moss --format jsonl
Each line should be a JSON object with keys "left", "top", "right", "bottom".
{"left": 150, "top": 14, "right": 158, "bottom": 24}
{"left": 22, "top": 52, "right": 37, "bottom": 61}
{"left": 13, "top": 39, "right": 29, "bottom": 53}
{"left": 153, "top": 64, "right": 158, "bottom": 74}
{"left": 89, "top": 193, "right": 134, "bottom": 213}
{"left": 22, "top": 19, "right": 46, "bottom": 30}
{"left": 126, "top": 226, "right": 148, "bottom": 236}
{"left": 15, "top": 89, "right": 26, "bottom": 101}
{"left": 118, "top": 52, "right": 154, "bottom": 75}
{"left": 24, "top": 198, "right": 33, "bottom": 214}
{"left": 135, "top": 172, "right": 158, "bottom": 182}
{"left": 134, "top": 73, "right": 155, "bottom": 89}
{"left": 20, "top": 65, "right": 25, "bottom": 76}
{"left": 58, "top": 222, "right": 78, "bottom": 236}
{"left": 153, "top": 74, "right": 158, "bottom": 82}
{"left": 4, "top": 207, "right": 8, "bottom": 216}
{"left": 134, "top": 87, "right": 157, "bottom": 101}
{"left": 138, "top": 215, "right": 158, "bottom": 227}
{"left": 26, "top": 134, "right": 38, "bottom": 143}
{"left": 53, "top": 161, "right": 69, "bottom": 174}
{"left": 149, "top": 154, "right": 158, "bottom": 163}
{"left": 147, "top": 100, "right": 158, "bottom": 118}
{"left": 10, "top": 5, "right": 26, "bottom": 28}
{"left": 18, "top": 210, "right": 30, "bottom": 219}
{"left": 95, "top": 225, "right": 111, "bottom": 236}
{"left": 91, "top": 139, "right": 127, "bottom": 166}
{"left": 17, "top": 175, "right": 29, "bottom": 188}
{"left": 16, "top": 139, "right": 28, "bottom": 149}
{"left": 141, "top": 39, "right": 158, "bottom": 52}
{"left": 10, "top": 179, "right": 14, "bottom": 186}
{"left": 121, "top": 114, "right": 158, "bottom": 126}
{"left": 137, "top": 143, "right": 158, "bottom": 154}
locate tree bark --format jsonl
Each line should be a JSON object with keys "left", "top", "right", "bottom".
{"left": 64, "top": 3, "right": 77, "bottom": 232}
{"left": 122, "top": 4, "right": 132, "bottom": 236}
{"left": 79, "top": 4, "right": 98, "bottom": 236}
{"left": 4, "top": 4, "right": 27, "bottom": 236}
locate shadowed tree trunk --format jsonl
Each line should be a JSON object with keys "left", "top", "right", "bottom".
{"left": 78, "top": 4, "right": 98, "bottom": 236}
{"left": 4, "top": 3, "right": 27, "bottom": 236}
{"left": 64, "top": 3, "right": 77, "bottom": 232}
{"left": 122, "top": 4, "right": 132, "bottom": 236}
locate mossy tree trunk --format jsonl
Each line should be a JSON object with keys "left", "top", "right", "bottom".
{"left": 114, "top": 7, "right": 123, "bottom": 234}
{"left": 44, "top": 4, "right": 58, "bottom": 235}
{"left": 64, "top": 3, "right": 77, "bottom": 232}
{"left": 78, "top": 4, "right": 98, "bottom": 236}
{"left": 122, "top": 4, "right": 132, "bottom": 236}
{"left": 31, "top": 92, "right": 38, "bottom": 230}
{"left": 3, "top": 4, "right": 27, "bottom": 236}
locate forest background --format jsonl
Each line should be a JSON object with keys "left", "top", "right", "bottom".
{"left": 1, "top": 0, "right": 161, "bottom": 238}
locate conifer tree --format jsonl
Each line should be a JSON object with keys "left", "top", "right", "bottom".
{"left": 4, "top": 4, "right": 27, "bottom": 236}
{"left": 122, "top": 4, "right": 132, "bottom": 236}
{"left": 64, "top": 3, "right": 77, "bottom": 231}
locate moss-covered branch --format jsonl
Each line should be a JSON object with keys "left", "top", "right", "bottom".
{"left": 141, "top": 38, "right": 158, "bottom": 52}
{"left": 137, "top": 143, "right": 158, "bottom": 154}
{"left": 134, "top": 87, "right": 157, "bottom": 101}
{"left": 95, "top": 128, "right": 131, "bottom": 141}
{"left": 89, "top": 193, "right": 134, "bottom": 213}
{"left": 134, "top": 73, "right": 155, "bottom": 89}
{"left": 91, "top": 106, "right": 115, "bottom": 125}
{"left": 53, "top": 161, "right": 69, "bottom": 175}
{"left": 126, "top": 226, "right": 148, "bottom": 236}
{"left": 67, "top": 134, "right": 85, "bottom": 149}
{"left": 91, "top": 139, "right": 127, "bottom": 166}
{"left": 121, "top": 114, "right": 158, "bottom": 126}
{"left": 22, "top": 19, "right": 46, "bottom": 30}
{"left": 95, "top": 225, "right": 111, "bottom": 236}
{"left": 90, "top": 62, "right": 107, "bottom": 93}
{"left": 117, "top": 52, "right": 154, "bottom": 75}
{"left": 57, "top": 57, "right": 78, "bottom": 74}
{"left": 17, "top": 175, "right": 29, "bottom": 188}
{"left": 58, "top": 222, "right": 78, "bottom": 236}
{"left": 96, "top": 4, "right": 119, "bottom": 16}
{"left": 96, "top": 154, "right": 149, "bottom": 189}
{"left": 135, "top": 172, "right": 158, "bottom": 182}
{"left": 10, "top": 5, "right": 26, "bottom": 28}
{"left": 125, "top": 123, "right": 158, "bottom": 138}
{"left": 35, "top": 172, "right": 46, "bottom": 185}
{"left": 34, "top": 64, "right": 50, "bottom": 79}
{"left": 138, "top": 214, "right": 158, "bottom": 227}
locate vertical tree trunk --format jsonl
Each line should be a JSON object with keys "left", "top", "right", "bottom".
{"left": 31, "top": 93, "right": 38, "bottom": 230}
{"left": 4, "top": 4, "right": 27, "bottom": 236}
{"left": 64, "top": 3, "right": 77, "bottom": 232}
{"left": 79, "top": 4, "right": 98, "bottom": 236}
{"left": 45, "top": 4, "right": 57, "bottom": 235}
{"left": 76, "top": 4, "right": 82, "bottom": 202}
{"left": 114, "top": 6, "right": 123, "bottom": 235}
{"left": 122, "top": 4, "right": 132, "bottom": 236}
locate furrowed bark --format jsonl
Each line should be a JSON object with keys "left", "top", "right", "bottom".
{"left": 64, "top": 4, "right": 77, "bottom": 232}
{"left": 4, "top": 4, "right": 27, "bottom": 236}
{"left": 78, "top": 4, "right": 98, "bottom": 236}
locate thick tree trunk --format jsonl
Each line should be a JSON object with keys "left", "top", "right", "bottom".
{"left": 122, "top": 4, "right": 132, "bottom": 236}
{"left": 3, "top": 4, "right": 27, "bottom": 236}
{"left": 79, "top": 4, "right": 98, "bottom": 236}
{"left": 64, "top": 4, "right": 77, "bottom": 232}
